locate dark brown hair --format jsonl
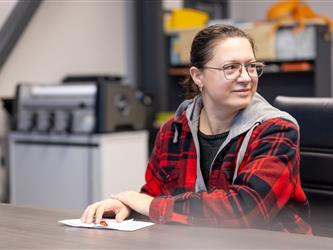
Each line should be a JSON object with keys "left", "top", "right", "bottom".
{"left": 182, "top": 24, "right": 256, "bottom": 99}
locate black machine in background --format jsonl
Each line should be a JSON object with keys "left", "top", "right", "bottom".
{"left": 14, "top": 76, "right": 153, "bottom": 134}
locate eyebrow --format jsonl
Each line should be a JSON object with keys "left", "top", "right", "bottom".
{"left": 222, "top": 59, "right": 257, "bottom": 64}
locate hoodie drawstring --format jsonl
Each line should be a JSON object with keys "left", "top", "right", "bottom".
{"left": 172, "top": 122, "right": 182, "bottom": 144}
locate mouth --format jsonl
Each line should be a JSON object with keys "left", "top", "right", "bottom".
{"left": 232, "top": 88, "right": 252, "bottom": 98}
{"left": 233, "top": 88, "right": 251, "bottom": 92}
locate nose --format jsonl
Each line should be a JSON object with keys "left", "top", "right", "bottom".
{"left": 237, "top": 65, "right": 252, "bottom": 82}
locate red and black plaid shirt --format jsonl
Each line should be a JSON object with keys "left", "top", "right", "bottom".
{"left": 141, "top": 113, "right": 312, "bottom": 234}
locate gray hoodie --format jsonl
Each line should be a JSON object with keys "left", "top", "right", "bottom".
{"left": 173, "top": 93, "right": 299, "bottom": 192}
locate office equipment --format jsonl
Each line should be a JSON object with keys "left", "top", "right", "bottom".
{"left": 15, "top": 82, "right": 151, "bottom": 134}
{"left": 1, "top": 203, "right": 333, "bottom": 249}
{"left": 9, "top": 131, "right": 148, "bottom": 210}
{"left": 11, "top": 78, "right": 152, "bottom": 210}
{"left": 274, "top": 96, "right": 333, "bottom": 237}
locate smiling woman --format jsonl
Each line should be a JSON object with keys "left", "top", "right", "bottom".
{"left": 81, "top": 24, "right": 312, "bottom": 235}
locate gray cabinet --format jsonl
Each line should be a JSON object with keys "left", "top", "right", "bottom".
{"left": 9, "top": 131, "right": 148, "bottom": 211}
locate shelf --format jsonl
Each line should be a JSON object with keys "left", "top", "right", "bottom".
{"left": 264, "top": 62, "right": 314, "bottom": 73}
{"left": 168, "top": 67, "right": 189, "bottom": 76}
{"left": 264, "top": 70, "right": 314, "bottom": 74}
{"left": 263, "top": 59, "right": 315, "bottom": 64}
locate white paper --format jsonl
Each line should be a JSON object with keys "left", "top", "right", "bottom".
{"left": 58, "top": 218, "right": 154, "bottom": 232}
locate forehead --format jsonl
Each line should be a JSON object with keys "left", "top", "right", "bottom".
{"left": 210, "top": 37, "right": 255, "bottom": 63}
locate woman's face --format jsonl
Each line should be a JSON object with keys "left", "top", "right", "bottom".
{"left": 195, "top": 37, "right": 258, "bottom": 113}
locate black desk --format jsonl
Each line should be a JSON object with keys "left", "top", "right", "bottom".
{"left": 1, "top": 203, "right": 333, "bottom": 249}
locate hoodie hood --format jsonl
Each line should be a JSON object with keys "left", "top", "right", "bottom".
{"left": 173, "top": 93, "right": 299, "bottom": 192}
{"left": 174, "top": 92, "right": 298, "bottom": 142}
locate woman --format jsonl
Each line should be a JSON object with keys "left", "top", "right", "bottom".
{"left": 81, "top": 24, "right": 311, "bottom": 234}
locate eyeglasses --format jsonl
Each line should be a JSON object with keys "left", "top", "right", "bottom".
{"left": 203, "top": 62, "right": 265, "bottom": 80}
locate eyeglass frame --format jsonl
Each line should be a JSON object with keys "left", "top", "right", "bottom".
{"left": 201, "top": 61, "right": 265, "bottom": 80}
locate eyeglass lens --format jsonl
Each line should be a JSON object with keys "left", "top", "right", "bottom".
{"left": 224, "top": 63, "right": 264, "bottom": 80}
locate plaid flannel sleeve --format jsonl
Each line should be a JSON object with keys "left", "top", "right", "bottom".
{"left": 148, "top": 119, "right": 303, "bottom": 228}
{"left": 140, "top": 123, "right": 176, "bottom": 197}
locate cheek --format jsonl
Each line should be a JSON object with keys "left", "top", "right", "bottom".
{"left": 207, "top": 80, "right": 232, "bottom": 95}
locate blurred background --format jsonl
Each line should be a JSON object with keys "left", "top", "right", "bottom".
{"left": 0, "top": 0, "right": 332, "bottom": 221}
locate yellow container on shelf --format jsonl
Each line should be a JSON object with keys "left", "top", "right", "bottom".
{"left": 165, "top": 8, "right": 209, "bottom": 30}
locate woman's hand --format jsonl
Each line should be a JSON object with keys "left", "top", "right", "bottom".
{"left": 111, "top": 191, "right": 153, "bottom": 216}
{"left": 81, "top": 198, "right": 131, "bottom": 224}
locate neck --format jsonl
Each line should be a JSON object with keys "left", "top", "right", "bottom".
{"left": 199, "top": 107, "right": 237, "bottom": 135}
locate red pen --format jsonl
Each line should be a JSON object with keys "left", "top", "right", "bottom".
{"left": 100, "top": 220, "right": 108, "bottom": 226}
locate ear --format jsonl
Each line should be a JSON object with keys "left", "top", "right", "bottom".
{"left": 189, "top": 66, "right": 203, "bottom": 87}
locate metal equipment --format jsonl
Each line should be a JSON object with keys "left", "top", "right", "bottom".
{"left": 15, "top": 81, "right": 151, "bottom": 134}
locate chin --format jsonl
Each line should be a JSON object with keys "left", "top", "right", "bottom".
{"left": 228, "top": 96, "right": 253, "bottom": 111}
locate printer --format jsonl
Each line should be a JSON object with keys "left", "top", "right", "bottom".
{"left": 14, "top": 80, "right": 152, "bottom": 134}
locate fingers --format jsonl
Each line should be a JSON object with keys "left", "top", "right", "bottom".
{"left": 81, "top": 202, "right": 100, "bottom": 224}
{"left": 115, "top": 207, "right": 130, "bottom": 223}
{"left": 81, "top": 204, "right": 92, "bottom": 223}
{"left": 80, "top": 198, "right": 130, "bottom": 224}
{"left": 81, "top": 206, "right": 89, "bottom": 223}
{"left": 94, "top": 204, "right": 105, "bottom": 224}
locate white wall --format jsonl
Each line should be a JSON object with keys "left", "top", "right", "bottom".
{"left": 0, "top": 0, "right": 129, "bottom": 136}
{"left": 0, "top": 1, "right": 128, "bottom": 97}
{"left": 163, "top": 0, "right": 183, "bottom": 11}
{"left": 0, "top": 0, "right": 17, "bottom": 29}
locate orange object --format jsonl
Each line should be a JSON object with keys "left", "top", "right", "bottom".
{"left": 266, "top": 0, "right": 333, "bottom": 32}
{"left": 100, "top": 220, "right": 108, "bottom": 226}
{"left": 281, "top": 62, "right": 312, "bottom": 72}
